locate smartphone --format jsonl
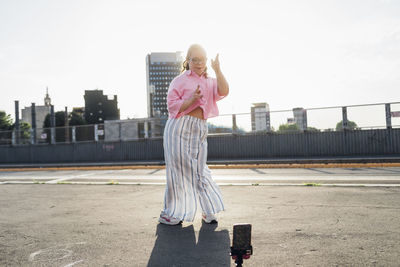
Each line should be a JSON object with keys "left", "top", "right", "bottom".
{"left": 232, "top": 223, "right": 252, "bottom": 251}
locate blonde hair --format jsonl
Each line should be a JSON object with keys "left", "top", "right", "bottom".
{"left": 181, "top": 44, "right": 208, "bottom": 77}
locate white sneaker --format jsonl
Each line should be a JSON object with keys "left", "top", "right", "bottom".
{"left": 202, "top": 213, "right": 218, "bottom": 224}
{"left": 158, "top": 212, "right": 182, "bottom": 225}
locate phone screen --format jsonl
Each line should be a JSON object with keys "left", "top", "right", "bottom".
{"left": 233, "top": 224, "right": 252, "bottom": 250}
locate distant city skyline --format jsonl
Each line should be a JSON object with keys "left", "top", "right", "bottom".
{"left": 1, "top": 0, "right": 400, "bottom": 131}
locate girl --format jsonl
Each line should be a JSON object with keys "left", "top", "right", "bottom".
{"left": 159, "top": 44, "right": 229, "bottom": 225}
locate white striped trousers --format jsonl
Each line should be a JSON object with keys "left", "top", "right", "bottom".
{"left": 162, "top": 115, "right": 225, "bottom": 222}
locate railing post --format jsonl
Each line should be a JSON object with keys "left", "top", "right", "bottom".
{"left": 94, "top": 124, "right": 99, "bottom": 142}
{"left": 302, "top": 109, "right": 308, "bottom": 132}
{"left": 11, "top": 130, "right": 16, "bottom": 145}
{"left": 31, "top": 103, "right": 36, "bottom": 144}
{"left": 65, "top": 106, "right": 69, "bottom": 142}
{"left": 50, "top": 105, "right": 56, "bottom": 144}
{"left": 144, "top": 121, "right": 149, "bottom": 139}
{"left": 150, "top": 120, "right": 156, "bottom": 138}
{"left": 119, "top": 122, "right": 122, "bottom": 141}
{"left": 14, "top": 100, "right": 20, "bottom": 145}
{"left": 72, "top": 126, "right": 76, "bottom": 143}
{"left": 50, "top": 128, "right": 56, "bottom": 144}
{"left": 30, "top": 128, "right": 35, "bottom": 144}
{"left": 342, "top": 107, "right": 348, "bottom": 130}
{"left": 385, "top": 103, "right": 392, "bottom": 129}
{"left": 232, "top": 114, "right": 237, "bottom": 134}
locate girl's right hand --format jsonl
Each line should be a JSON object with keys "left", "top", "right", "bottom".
{"left": 190, "top": 85, "right": 203, "bottom": 103}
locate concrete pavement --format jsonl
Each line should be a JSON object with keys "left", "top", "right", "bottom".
{"left": 1, "top": 166, "right": 400, "bottom": 186}
{"left": 1, "top": 184, "right": 399, "bottom": 266}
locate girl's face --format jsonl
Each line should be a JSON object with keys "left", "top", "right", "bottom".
{"left": 188, "top": 48, "right": 207, "bottom": 76}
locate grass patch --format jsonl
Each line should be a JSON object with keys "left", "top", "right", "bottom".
{"left": 107, "top": 180, "right": 119, "bottom": 185}
{"left": 252, "top": 183, "right": 260, "bottom": 186}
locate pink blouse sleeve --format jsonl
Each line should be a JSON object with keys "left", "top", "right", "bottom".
{"left": 167, "top": 80, "right": 185, "bottom": 118}
{"left": 213, "top": 77, "right": 227, "bottom": 102}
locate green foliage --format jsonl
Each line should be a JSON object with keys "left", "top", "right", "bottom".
{"left": 207, "top": 122, "right": 246, "bottom": 134}
{"left": 208, "top": 123, "right": 231, "bottom": 134}
{"left": 277, "top": 123, "right": 300, "bottom": 133}
{"left": 336, "top": 120, "right": 358, "bottom": 131}
{"left": 306, "top": 126, "right": 320, "bottom": 132}
{"left": 15, "top": 122, "right": 31, "bottom": 140}
{"left": 43, "top": 111, "right": 67, "bottom": 128}
{"left": 0, "top": 110, "right": 13, "bottom": 130}
{"left": 44, "top": 110, "right": 87, "bottom": 128}
{"left": 69, "top": 111, "right": 87, "bottom": 126}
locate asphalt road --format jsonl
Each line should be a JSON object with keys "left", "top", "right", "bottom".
{"left": 1, "top": 167, "right": 400, "bottom": 186}
{"left": 0, "top": 184, "right": 399, "bottom": 266}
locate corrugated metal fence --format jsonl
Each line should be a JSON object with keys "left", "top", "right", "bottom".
{"left": 1, "top": 128, "right": 399, "bottom": 164}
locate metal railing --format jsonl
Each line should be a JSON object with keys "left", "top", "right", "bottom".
{"left": 209, "top": 101, "right": 400, "bottom": 134}
{"left": 1, "top": 128, "right": 399, "bottom": 164}
{"left": 1, "top": 101, "right": 400, "bottom": 146}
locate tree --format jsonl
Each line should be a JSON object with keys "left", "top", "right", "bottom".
{"left": 277, "top": 123, "right": 300, "bottom": 133}
{"left": 69, "top": 111, "right": 87, "bottom": 126}
{"left": 208, "top": 123, "right": 232, "bottom": 134}
{"left": 43, "top": 111, "right": 66, "bottom": 128}
{"left": 43, "top": 111, "right": 87, "bottom": 128}
{"left": 43, "top": 110, "right": 90, "bottom": 142}
{"left": 0, "top": 110, "right": 13, "bottom": 130}
{"left": 336, "top": 120, "right": 358, "bottom": 131}
{"left": 207, "top": 122, "right": 246, "bottom": 134}
{"left": 12, "top": 121, "right": 31, "bottom": 142}
{"left": 306, "top": 126, "right": 320, "bottom": 132}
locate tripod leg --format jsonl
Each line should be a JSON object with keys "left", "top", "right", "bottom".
{"left": 235, "top": 254, "right": 243, "bottom": 267}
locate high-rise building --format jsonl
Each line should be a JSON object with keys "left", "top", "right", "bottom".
{"left": 21, "top": 88, "right": 52, "bottom": 129}
{"left": 84, "top": 89, "right": 120, "bottom": 124}
{"left": 251, "top": 103, "right": 271, "bottom": 132}
{"left": 146, "top": 52, "right": 183, "bottom": 118}
{"left": 293, "top": 107, "right": 307, "bottom": 131}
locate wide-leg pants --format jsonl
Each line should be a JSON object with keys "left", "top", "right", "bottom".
{"left": 162, "top": 115, "right": 225, "bottom": 222}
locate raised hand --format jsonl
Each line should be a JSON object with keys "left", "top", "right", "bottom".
{"left": 191, "top": 85, "right": 203, "bottom": 102}
{"left": 211, "top": 53, "right": 221, "bottom": 73}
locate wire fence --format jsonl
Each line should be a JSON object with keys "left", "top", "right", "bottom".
{"left": 1, "top": 101, "right": 400, "bottom": 146}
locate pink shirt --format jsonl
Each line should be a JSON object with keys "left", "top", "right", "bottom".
{"left": 167, "top": 70, "right": 226, "bottom": 119}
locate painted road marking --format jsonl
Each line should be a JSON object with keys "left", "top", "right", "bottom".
{"left": 46, "top": 170, "right": 116, "bottom": 184}
{"left": 29, "top": 242, "right": 86, "bottom": 263}
{"left": 2, "top": 180, "right": 399, "bottom": 187}
{"left": 63, "top": 260, "right": 84, "bottom": 267}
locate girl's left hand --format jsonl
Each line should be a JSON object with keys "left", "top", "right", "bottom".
{"left": 211, "top": 54, "right": 221, "bottom": 73}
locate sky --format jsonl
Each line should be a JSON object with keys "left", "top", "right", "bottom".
{"left": 1, "top": 0, "right": 399, "bottom": 130}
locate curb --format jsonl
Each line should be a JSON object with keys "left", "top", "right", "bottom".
{"left": 1, "top": 162, "right": 400, "bottom": 172}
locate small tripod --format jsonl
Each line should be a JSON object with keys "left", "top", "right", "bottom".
{"left": 230, "top": 246, "right": 252, "bottom": 267}
{"left": 230, "top": 223, "right": 253, "bottom": 267}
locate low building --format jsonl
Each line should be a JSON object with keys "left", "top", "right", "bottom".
{"left": 104, "top": 117, "right": 163, "bottom": 141}
{"left": 251, "top": 103, "right": 271, "bottom": 132}
{"left": 293, "top": 107, "right": 307, "bottom": 131}
{"left": 21, "top": 88, "right": 52, "bottom": 129}
{"left": 84, "top": 89, "right": 120, "bottom": 124}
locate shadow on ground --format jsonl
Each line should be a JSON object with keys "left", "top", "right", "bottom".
{"left": 147, "top": 221, "right": 231, "bottom": 267}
